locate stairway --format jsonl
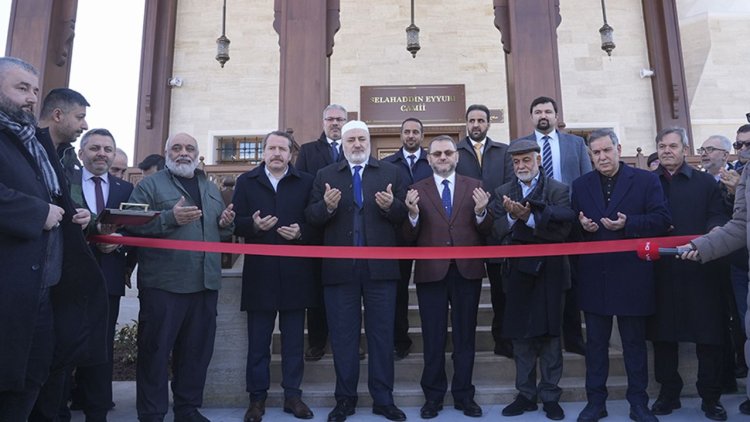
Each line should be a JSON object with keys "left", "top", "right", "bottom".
{"left": 203, "top": 266, "right": 699, "bottom": 408}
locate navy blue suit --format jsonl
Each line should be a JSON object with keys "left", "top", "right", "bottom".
{"left": 305, "top": 158, "right": 407, "bottom": 406}
{"left": 382, "top": 147, "right": 432, "bottom": 353}
{"left": 66, "top": 172, "right": 134, "bottom": 419}
{"left": 571, "top": 163, "right": 671, "bottom": 407}
{"left": 232, "top": 164, "right": 317, "bottom": 401}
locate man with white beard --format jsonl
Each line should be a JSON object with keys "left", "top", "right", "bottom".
{"left": 126, "top": 132, "right": 236, "bottom": 422}
{"left": 305, "top": 121, "right": 408, "bottom": 422}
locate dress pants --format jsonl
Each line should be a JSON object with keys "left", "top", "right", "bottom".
{"left": 512, "top": 336, "right": 562, "bottom": 402}
{"left": 584, "top": 313, "right": 648, "bottom": 407}
{"left": 394, "top": 259, "right": 414, "bottom": 352}
{"left": 67, "top": 294, "right": 121, "bottom": 421}
{"left": 0, "top": 288, "right": 54, "bottom": 422}
{"left": 653, "top": 341, "right": 723, "bottom": 402}
{"left": 246, "top": 309, "right": 305, "bottom": 400}
{"left": 563, "top": 262, "right": 585, "bottom": 348}
{"left": 487, "top": 263, "right": 508, "bottom": 347}
{"left": 324, "top": 261, "right": 397, "bottom": 406}
{"left": 416, "top": 265, "right": 481, "bottom": 403}
{"left": 136, "top": 288, "right": 218, "bottom": 421}
{"left": 306, "top": 260, "right": 328, "bottom": 350}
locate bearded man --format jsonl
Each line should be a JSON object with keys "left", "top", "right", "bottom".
{"left": 125, "top": 132, "right": 236, "bottom": 422}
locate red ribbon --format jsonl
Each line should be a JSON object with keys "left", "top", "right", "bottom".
{"left": 89, "top": 235, "right": 698, "bottom": 260}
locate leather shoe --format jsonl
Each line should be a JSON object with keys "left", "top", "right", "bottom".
{"left": 244, "top": 400, "right": 265, "bottom": 422}
{"left": 577, "top": 402, "right": 607, "bottom": 422}
{"left": 454, "top": 398, "right": 482, "bottom": 417}
{"left": 394, "top": 344, "right": 411, "bottom": 361}
{"left": 501, "top": 395, "right": 538, "bottom": 416}
{"left": 494, "top": 340, "right": 514, "bottom": 358}
{"left": 629, "top": 404, "right": 658, "bottom": 422}
{"left": 284, "top": 396, "right": 314, "bottom": 419}
{"left": 175, "top": 408, "right": 210, "bottom": 422}
{"left": 543, "top": 401, "right": 565, "bottom": 420}
{"left": 701, "top": 400, "right": 727, "bottom": 421}
{"left": 304, "top": 346, "right": 325, "bottom": 361}
{"left": 328, "top": 398, "right": 356, "bottom": 422}
{"left": 564, "top": 338, "right": 586, "bottom": 356}
{"left": 740, "top": 399, "right": 750, "bottom": 415}
{"left": 419, "top": 400, "right": 443, "bottom": 419}
{"left": 372, "top": 404, "right": 406, "bottom": 421}
{"left": 650, "top": 396, "right": 681, "bottom": 415}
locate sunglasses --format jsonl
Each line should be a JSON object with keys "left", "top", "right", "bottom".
{"left": 429, "top": 150, "right": 457, "bottom": 158}
{"left": 697, "top": 146, "right": 726, "bottom": 154}
{"left": 733, "top": 141, "right": 750, "bottom": 150}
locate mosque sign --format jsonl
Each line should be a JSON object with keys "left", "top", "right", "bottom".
{"left": 360, "top": 84, "right": 466, "bottom": 125}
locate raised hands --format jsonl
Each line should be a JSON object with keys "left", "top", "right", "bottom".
{"left": 324, "top": 183, "right": 342, "bottom": 213}
{"left": 173, "top": 196, "right": 202, "bottom": 225}
{"left": 375, "top": 183, "right": 394, "bottom": 211}
{"left": 405, "top": 188, "right": 420, "bottom": 218}
{"left": 472, "top": 187, "right": 490, "bottom": 215}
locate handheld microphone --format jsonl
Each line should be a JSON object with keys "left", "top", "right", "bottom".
{"left": 636, "top": 241, "right": 692, "bottom": 261}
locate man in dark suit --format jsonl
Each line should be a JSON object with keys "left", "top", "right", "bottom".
{"left": 305, "top": 120, "right": 407, "bottom": 422}
{"left": 512, "top": 96, "right": 593, "bottom": 356}
{"left": 492, "top": 139, "right": 575, "bottom": 421}
{"left": 37, "top": 88, "right": 90, "bottom": 180}
{"left": 455, "top": 104, "right": 514, "bottom": 358}
{"left": 571, "top": 129, "right": 671, "bottom": 422}
{"left": 649, "top": 127, "right": 729, "bottom": 421}
{"left": 51, "top": 129, "right": 134, "bottom": 421}
{"left": 295, "top": 103, "right": 347, "bottom": 361}
{"left": 0, "top": 57, "right": 108, "bottom": 420}
{"left": 233, "top": 131, "right": 316, "bottom": 422}
{"left": 382, "top": 117, "right": 433, "bottom": 360}
{"left": 403, "top": 135, "right": 491, "bottom": 419}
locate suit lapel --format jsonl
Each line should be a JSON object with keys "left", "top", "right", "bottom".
{"left": 582, "top": 172, "right": 607, "bottom": 215}
{"left": 451, "top": 176, "right": 468, "bottom": 223}
{"left": 423, "top": 178, "right": 450, "bottom": 224}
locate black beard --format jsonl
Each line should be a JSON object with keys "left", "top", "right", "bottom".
{"left": 536, "top": 120, "right": 550, "bottom": 132}
{"left": 0, "top": 101, "right": 37, "bottom": 127}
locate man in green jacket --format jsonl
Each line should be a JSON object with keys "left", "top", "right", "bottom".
{"left": 127, "top": 132, "right": 235, "bottom": 422}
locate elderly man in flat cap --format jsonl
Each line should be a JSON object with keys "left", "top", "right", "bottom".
{"left": 490, "top": 138, "right": 575, "bottom": 421}
{"left": 305, "top": 120, "right": 408, "bottom": 422}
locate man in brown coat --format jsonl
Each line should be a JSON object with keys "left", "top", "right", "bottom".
{"left": 403, "top": 135, "right": 492, "bottom": 419}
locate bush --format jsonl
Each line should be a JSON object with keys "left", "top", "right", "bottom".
{"left": 113, "top": 320, "right": 138, "bottom": 380}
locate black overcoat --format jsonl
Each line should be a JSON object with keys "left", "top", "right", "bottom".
{"left": 648, "top": 164, "right": 729, "bottom": 344}
{"left": 232, "top": 164, "right": 317, "bottom": 311}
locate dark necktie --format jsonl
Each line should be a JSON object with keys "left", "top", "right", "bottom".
{"left": 542, "top": 136, "right": 554, "bottom": 178}
{"left": 441, "top": 179, "right": 452, "bottom": 218}
{"left": 407, "top": 154, "right": 416, "bottom": 178}
{"left": 331, "top": 141, "right": 339, "bottom": 162}
{"left": 353, "top": 165, "right": 363, "bottom": 208}
{"left": 92, "top": 176, "right": 105, "bottom": 214}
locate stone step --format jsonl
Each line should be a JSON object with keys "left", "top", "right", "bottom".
{"left": 206, "top": 375, "right": 633, "bottom": 408}
{"left": 408, "top": 280, "right": 493, "bottom": 305}
{"left": 274, "top": 325, "right": 498, "bottom": 354}
{"left": 406, "top": 302, "right": 495, "bottom": 327}
{"left": 273, "top": 350, "right": 626, "bottom": 385}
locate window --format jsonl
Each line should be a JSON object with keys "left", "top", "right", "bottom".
{"left": 216, "top": 135, "right": 264, "bottom": 164}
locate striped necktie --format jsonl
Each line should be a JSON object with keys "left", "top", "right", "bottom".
{"left": 542, "top": 136, "right": 554, "bottom": 178}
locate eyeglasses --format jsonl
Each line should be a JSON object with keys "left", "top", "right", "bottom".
{"left": 697, "top": 146, "right": 727, "bottom": 154}
{"left": 429, "top": 150, "right": 456, "bottom": 158}
{"left": 734, "top": 141, "right": 750, "bottom": 150}
{"left": 324, "top": 117, "right": 346, "bottom": 123}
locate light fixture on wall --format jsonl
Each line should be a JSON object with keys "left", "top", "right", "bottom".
{"left": 405, "top": 0, "right": 420, "bottom": 58}
{"left": 216, "top": 0, "right": 231, "bottom": 67}
{"left": 599, "top": 0, "right": 615, "bottom": 56}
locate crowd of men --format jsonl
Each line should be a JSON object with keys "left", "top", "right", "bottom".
{"left": 3, "top": 55, "right": 750, "bottom": 422}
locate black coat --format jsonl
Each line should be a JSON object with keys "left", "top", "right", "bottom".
{"left": 305, "top": 158, "right": 407, "bottom": 284}
{"left": 295, "top": 132, "right": 341, "bottom": 177}
{"left": 0, "top": 128, "right": 108, "bottom": 391}
{"left": 648, "top": 164, "right": 729, "bottom": 344}
{"left": 232, "top": 164, "right": 317, "bottom": 311}
{"left": 571, "top": 164, "right": 672, "bottom": 316}
{"left": 491, "top": 174, "right": 574, "bottom": 338}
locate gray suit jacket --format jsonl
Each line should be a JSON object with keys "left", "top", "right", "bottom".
{"left": 513, "top": 130, "right": 592, "bottom": 186}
